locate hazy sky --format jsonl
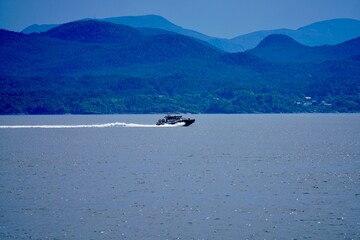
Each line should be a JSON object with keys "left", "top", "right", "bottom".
{"left": 1, "top": 0, "right": 360, "bottom": 38}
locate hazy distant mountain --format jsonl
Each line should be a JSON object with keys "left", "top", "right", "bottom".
{"left": 21, "top": 16, "right": 360, "bottom": 53}
{"left": 247, "top": 34, "right": 360, "bottom": 63}
{"left": 21, "top": 24, "right": 58, "bottom": 34}
{"left": 103, "top": 15, "right": 182, "bottom": 32}
{"left": 104, "top": 15, "right": 247, "bottom": 52}
{"left": 21, "top": 15, "right": 244, "bottom": 52}
{"left": 232, "top": 18, "right": 360, "bottom": 50}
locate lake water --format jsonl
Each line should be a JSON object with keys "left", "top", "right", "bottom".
{"left": 0, "top": 114, "right": 359, "bottom": 239}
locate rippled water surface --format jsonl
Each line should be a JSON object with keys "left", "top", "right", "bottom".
{"left": 0, "top": 114, "right": 359, "bottom": 239}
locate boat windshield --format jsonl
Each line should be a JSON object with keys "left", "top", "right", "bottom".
{"left": 165, "top": 115, "right": 182, "bottom": 120}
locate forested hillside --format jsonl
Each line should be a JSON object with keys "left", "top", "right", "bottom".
{"left": 1, "top": 20, "right": 359, "bottom": 114}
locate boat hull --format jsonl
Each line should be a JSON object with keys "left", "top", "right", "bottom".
{"left": 183, "top": 119, "right": 195, "bottom": 126}
{"left": 156, "top": 119, "right": 195, "bottom": 127}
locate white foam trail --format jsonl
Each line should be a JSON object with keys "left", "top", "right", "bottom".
{"left": 126, "top": 122, "right": 185, "bottom": 128}
{"left": 0, "top": 121, "right": 185, "bottom": 129}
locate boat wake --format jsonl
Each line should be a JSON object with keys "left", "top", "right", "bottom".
{"left": 0, "top": 122, "right": 185, "bottom": 129}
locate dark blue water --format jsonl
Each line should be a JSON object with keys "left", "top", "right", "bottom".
{"left": 0, "top": 114, "right": 359, "bottom": 239}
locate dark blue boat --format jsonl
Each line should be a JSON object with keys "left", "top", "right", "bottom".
{"left": 156, "top": 115, "right": 195, "bottom": 126}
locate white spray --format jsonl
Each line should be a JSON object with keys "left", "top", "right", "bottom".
{"left": 0, "top": 122, "right": 185, "bottom": 129}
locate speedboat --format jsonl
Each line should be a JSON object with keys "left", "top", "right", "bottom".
{"left": 156, "top": 115, "right": 195, "bottom": 126}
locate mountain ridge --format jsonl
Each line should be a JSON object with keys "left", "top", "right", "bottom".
{"left": 22, "top": 15, "right": 245, "bottom": 52}
{"left": 42, "top": 20, "right": 143, "bottom": 43}
{"left": 232, "top": 18, "right": 360, "bottom": 50}
{"left": 20, "top": 15, "right": 360, "bottom": 52}
{"left": 248, "top": 34, "right": 360, "bottom": 63}
{"left": 1, "top": 20, "right": 222, "bottom": 76}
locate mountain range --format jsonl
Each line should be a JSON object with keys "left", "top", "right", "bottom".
{"left": 248, "top": 34, "right": 360, "bottom": 63}
{"left": 1, "top": 18, "right": 360, "bottom": 114}
{"left": 22, "top": 15, "right": 244, "bottom": 52}
{"left": 232, "top": 18, "right": 360, "bottom": 50}
{"left": 21, "top": 15, "right": 360, "bottom": 52}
